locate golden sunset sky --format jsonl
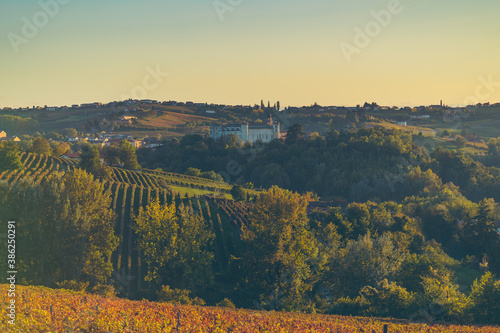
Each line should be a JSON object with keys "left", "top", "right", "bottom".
{"left": 1, "top": 0, "right": 499, "bottom": 108}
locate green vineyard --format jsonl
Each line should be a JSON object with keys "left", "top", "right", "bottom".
{"left": 109, "top": 167, "right": 232, "bottom": 193}
{"left": 0, "top": 153, "right": 251, "bottom": 297}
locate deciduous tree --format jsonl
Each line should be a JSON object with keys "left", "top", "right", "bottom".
{"left": 31, "top": 137, "right": 52, "bottom": 155}
{"left": 0, "top": 169, "right": 118, "bottom": 288}
{"left": 119, "top": 140, "right": 140, "bottom": 170}
{"left": 241, "top": 187, "right": 320, "bottom": 311}
{"left": 0, "top": 142, "right": 22, "bottom": 172}
{"left": 134, "top": 202, "right": 214, "bottom": 292}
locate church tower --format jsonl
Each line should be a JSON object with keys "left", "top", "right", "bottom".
{"left": 267, "top": 113, "right": 273, "bottom": 126}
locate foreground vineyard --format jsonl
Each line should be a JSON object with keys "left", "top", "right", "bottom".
{"left": 0, "top": 153, "right": 250, "bottom": 297}
{"left": 1, "top": 285, "right": 497, "bottom": 333}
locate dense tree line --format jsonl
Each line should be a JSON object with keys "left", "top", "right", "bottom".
{"left": 138, "top": 126, "right": 500, "bottom": 204}
{"left": 138, "top": 127, "right": 429, "bottom": 202}
{"left": 0, "top": 170, "right": 118, "bottom": 292}
{"left": 131, "top": 185, "right": 500, "bottom": 324}
{"left": 79, "top": 139, "right": 141, "bottom": 180}
{"left": 134, "top": 126, "right": 500, "bottom": 324}
{"left": 430, "top": 147, "right": 500, "bottom": 202}
{"left": 0, "top": 115, "right": 40, "bottom": 134}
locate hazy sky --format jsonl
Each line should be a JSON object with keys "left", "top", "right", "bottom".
{"left": 1, "top": 0, "right": 499, "bottom": 108}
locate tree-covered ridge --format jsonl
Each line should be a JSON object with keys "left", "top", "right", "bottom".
{"left": 0, "top": 170, "right": 118, "bottom": 290}
{"left": 429, "top": 147, "right": 500, "bottom": 202}
{"left": 138, "top": 126, "right": 430, "bottom": 202}
{"left": 0, "top": 114, "right": 40, "bottom": 135}
{"left": 139, "top": 125, "right": 500, "bottom": 205}
{"left": 134, "top": 126, "right": 500, "bottom": 324}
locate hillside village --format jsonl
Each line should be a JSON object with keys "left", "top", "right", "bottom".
{"left": 2, "top": 98, "right": 500, "bottom": 162}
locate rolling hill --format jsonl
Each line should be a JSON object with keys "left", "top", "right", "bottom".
{"left": 0, "top": 153, "right": 250, "bottom": 298}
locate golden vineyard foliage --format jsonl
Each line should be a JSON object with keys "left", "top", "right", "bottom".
{"left": 1, "top": 285, "right": 499, "bottom": 333}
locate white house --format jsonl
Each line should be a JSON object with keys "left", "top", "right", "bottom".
{"left": 210, "top": 114, "right": 280, "bottom": 143}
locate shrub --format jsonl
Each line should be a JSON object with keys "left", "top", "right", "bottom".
{"left": 56, "top": 280, "right": 89, "bottom": 293}
{"left": 330, "top": 296, "right": 367, "bottom": 316}
{"left": 91, "top": 284, "right": 117, "bottom": 298}
{"left": 466, "top": 272, "right": 500, "bottom": 324}
{"left": 157, "top": 285, "right": 206, "bottom": 306}
{"left": 186, "top": 167, "right": 201, "bottom": 177}
{"left": 216, "top": 298, "right": 236, "bottom": 309}
{"left": 360, "top": 279, "right": 418, "bottom": 318}
{"left": 231, "top": 185, "right": 247, "bottom": 202}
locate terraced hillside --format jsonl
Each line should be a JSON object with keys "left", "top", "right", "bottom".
{"left": 0, "top": 153, "right": 250, "bottom": 297}
{"left": 110, "top": 167, "right": 233, "bottom": 197}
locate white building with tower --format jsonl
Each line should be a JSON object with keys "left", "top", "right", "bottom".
{"left": 210, "top": 114, "right": 280, "bottom": 143}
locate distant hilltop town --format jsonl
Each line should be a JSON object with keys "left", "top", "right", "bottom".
{"left": 2, "top": 98, "right": 500, "bottom": 113}
{"left": 1, "top": 98, "right": 500, "bottom": 152}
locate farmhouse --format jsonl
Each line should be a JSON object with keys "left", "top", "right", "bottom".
{"left": 210, "top": 114, "right": 280, "bottom": 143}
{"left": 117, "top": 115, "right": 137, "bottom": 125}
{"left": 61, "top": 152, "right": 81, "bottom": 160}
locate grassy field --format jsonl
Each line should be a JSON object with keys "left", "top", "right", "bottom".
{"left": 431, "top": 137, "right": 488, "bottom": 155}
{"left": 169, "top": 185, "right": 233, "bottom": 199}
{"left": 363, "top": 107, "right": 500, "bottom": 155}
{"left": 110, "top": 166, "right": 234, "bottom": 196}
{"left": 138, "top": 110, "right": 213, "bottom": 128}
{"left": 403, "top": 107, "right": 500, "bottom": 140}
{"left": 366, "top": 121, "right": 437, "bottom": 137}
{"left": 2, "top": 285, "right": 498, "bottom": 333}
{"left": 443, "top": 107, "right": 500, "bottom": 140}
{"left": 138, "top": 104, "right": 197, "bottom": 114}
{"left": 366, "top": 115, "right": 493, "bottom": 155}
